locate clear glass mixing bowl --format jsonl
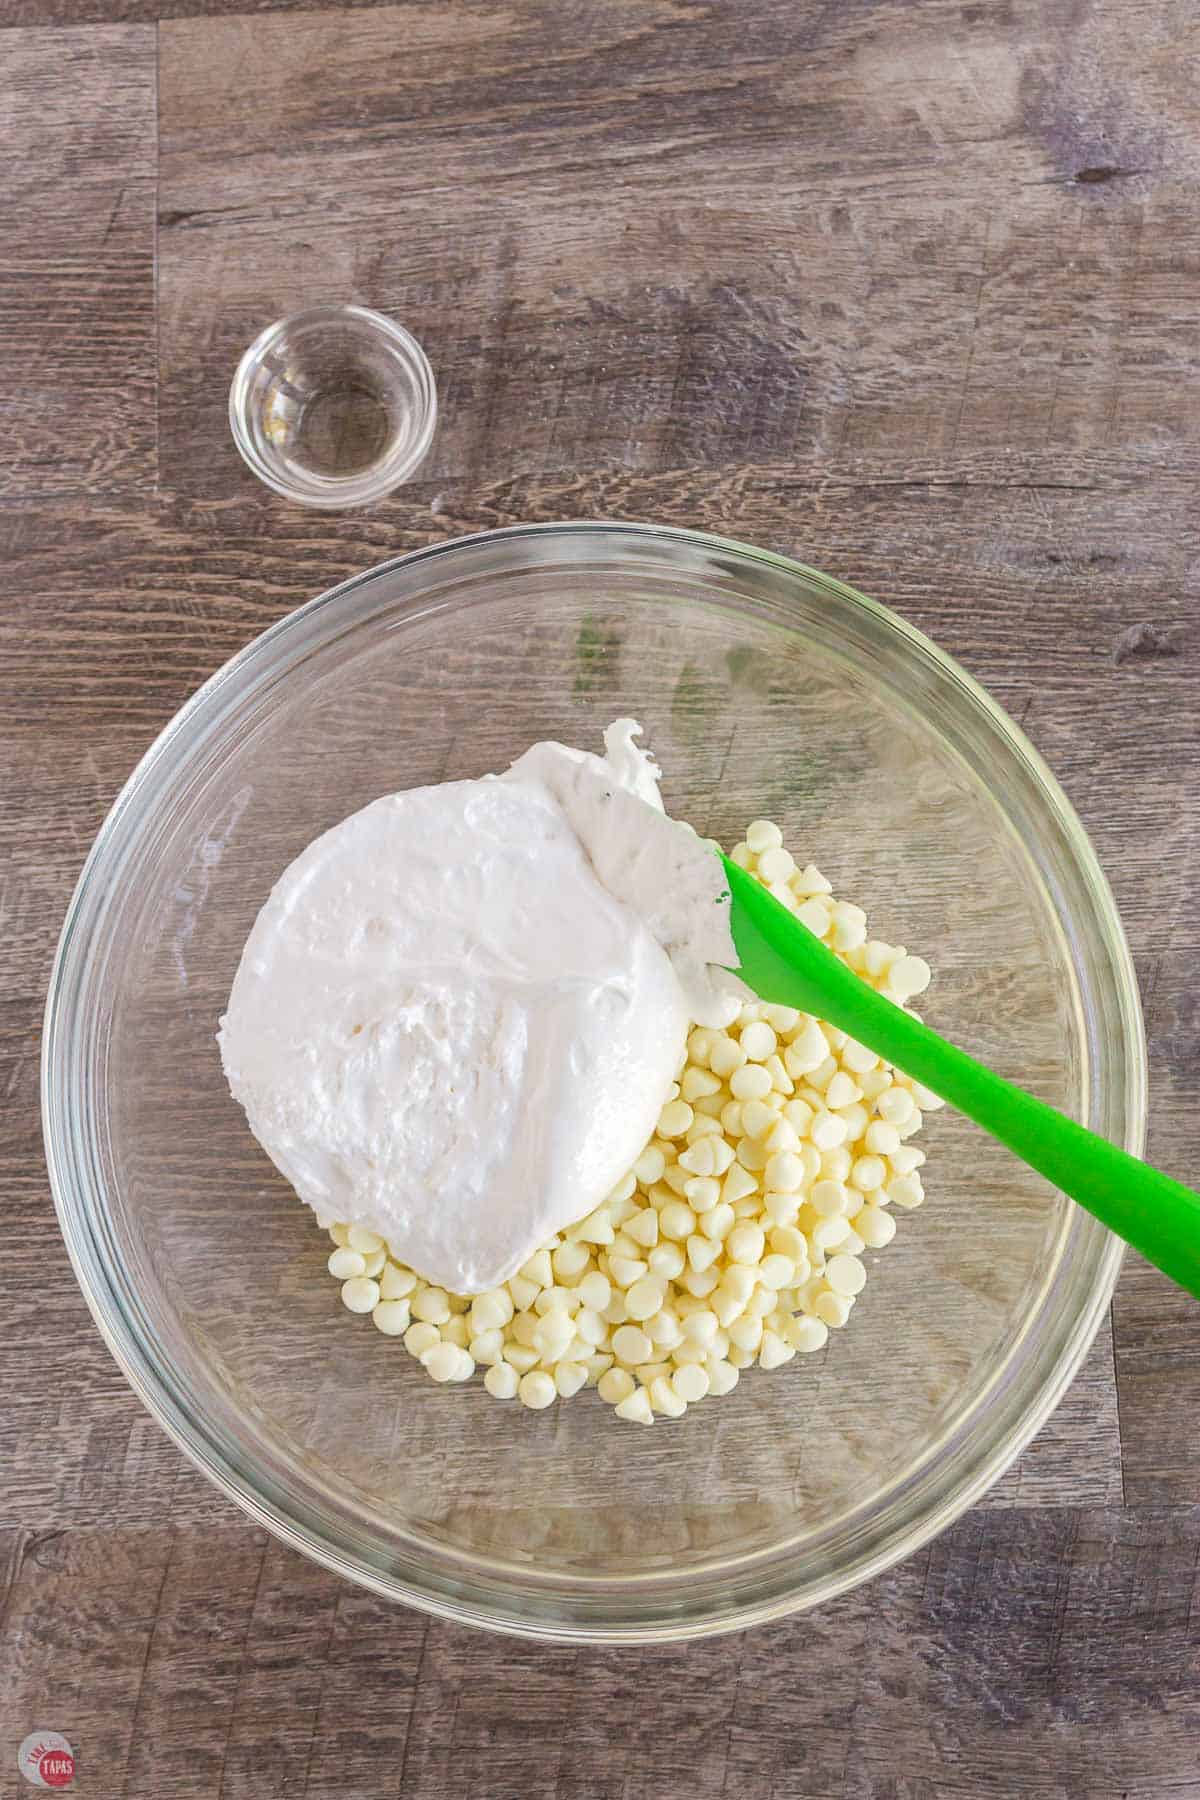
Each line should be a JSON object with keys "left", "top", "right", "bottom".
{"left": 43, "top": 523, "right": 1140, "bottom": 1641}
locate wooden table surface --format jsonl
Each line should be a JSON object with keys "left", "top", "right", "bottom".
{"left": 3, "top": 0, "right": 1199, "bottom": 1793}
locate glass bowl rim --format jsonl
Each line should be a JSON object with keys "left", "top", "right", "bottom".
{"left": 42, "top": 520, "right": 1139, "bottom": 1641}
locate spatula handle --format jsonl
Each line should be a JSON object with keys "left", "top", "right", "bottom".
{"left": 723, "top": 856, "right": 1198, "bottom": 1298}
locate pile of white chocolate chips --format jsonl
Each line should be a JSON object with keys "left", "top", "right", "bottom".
{"left": 323, "top": 819, "right": 941, "bottom": 1423}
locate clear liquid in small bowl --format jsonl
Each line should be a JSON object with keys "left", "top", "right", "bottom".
{"left": 231, "top": 305, "right": 435, "bottom": 507}
{"left": 288, "top": 380, "right": 397, "bottom": 479}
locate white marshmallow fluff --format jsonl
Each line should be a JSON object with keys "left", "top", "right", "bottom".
{"left": 218, "top": 722, "right": 739, "bottom": 1293}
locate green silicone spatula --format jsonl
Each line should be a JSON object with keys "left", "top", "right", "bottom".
{"left": 723, "top": 854, "right": 1200, "bottom": 1299}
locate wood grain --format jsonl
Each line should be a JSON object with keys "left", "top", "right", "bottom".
{"left": 155, "top": 0, "right": 1200, "bottom": 496}
{"left": 0, "top": 26, "right": 157, "bottom": 497}
{"left": 3, "top": 0, "right": 1200, "bottom": 1791}
{"left": 3, "top": 1511, "right": 1200, "bottom": 1798}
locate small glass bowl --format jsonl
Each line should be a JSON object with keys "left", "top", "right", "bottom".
{"left": 228, "top": 304, "right": 437, "bottom": 508}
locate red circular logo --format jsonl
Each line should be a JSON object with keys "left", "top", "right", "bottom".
{"left": 38, "top": 1750, "right": 75, "bottom": 1789}
{"left": 17, "top": 1734, "right": 75, "bottom": 1789}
